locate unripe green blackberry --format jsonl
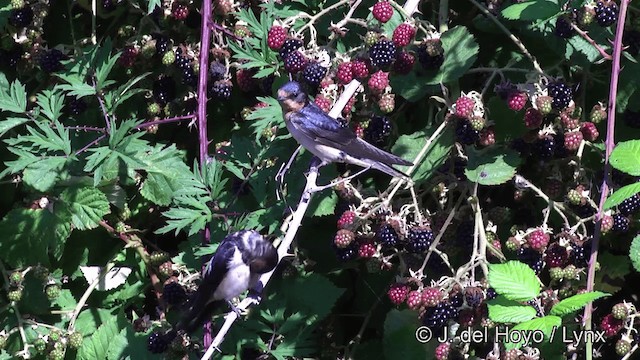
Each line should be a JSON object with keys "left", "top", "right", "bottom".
{"left": 11, "top": 0, "right": 24, "bottom": 9}
{"left": 158, "top": 261, "right": 174, "bottom": 277}
{"left": 147, "top": 102, "right": 161, "bottom": 116}
{"left": 34, "top": 338, "right": 47, "bottom": 352}
{"left": 67, "top": 331, "right": 83, "bottom": 348}
{"left": 549, "top": 267, "right": 564, "bottom": 281}
{"left": 47, "top": 348, "right": 65, "bottom": 360}
{"left": 364, "top": 31, "right": 380, "bottom": 46}
{"left": 563, "top": 264, "right": 578, "bottom": 280}
{"left": 612, "top": 303, "right": 629, "bottom": 320}
{"left": 615, "top": 339, "right": 631, "bottom": 356}
{"left": 7, "top": 286, "right": 23, "bottom": 302}
{"left": 45, "top": 284, "right": 61, "bottom": 300}
{"left": 115, "top": 221, "right": 126, "bottom": 233}
{"left": 120, "top": 204, "right": 131, "bottom": 220}
{"left": 162, "top": 51, "right": 176, "bottom": 65}
{"left": 9, "top": 270, "right": 23, "bottom": 286}
{"left": 150, "top": 251, "right": 170, "bottom": 266}
{"left": 0, "top": 334, "right": 6, "bottom": 349}
{"left": 48, "top": 330, "right": 61, "bottom": 342}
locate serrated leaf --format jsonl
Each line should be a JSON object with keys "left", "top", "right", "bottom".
{"left": 36, "top": 90, "right": 65, "bottom": 122}
{"left": 598, "top": 252, "right": 630, "bottom": 280}
{"left": 604, "top": 182, "right": 640, "bottom": 209}
{"left": 567, "top": 35, "right": 601, "bottom": 63}
{"left": 610, "top": 140, "right": 640, "bottom": 176}
{"left": 549, "top": 291, "right": 609, "bottom": 317}
{"left": 504, "top": 316, "right": 562, "bottom": 350}
{"left": 138, "top": 144, "right": 192, "bottom": 206}
{"left": 60, "top": 187, "right": 111, "bottom": 230}
{"left": 383, "top": 310, "right": 427, "bottom": 360}
{"left": 487, "top": 297, "right": 537, "bottom": 323}
{"left": 391, "top": 125, "right": 454, "bottom": 184}
{"left": 629, "top": 235, "right": 640, "bottom": 272}
{"left": 501, "top": 1, "right": 559, "bottom": 21}
{"left": 78, "top": 314, "right": 128, "bottom": 360}
{"left": 286, "top": 273, "right": 344, "bottom": 322}
{"left": 465, "top": 147, "right": 521, "bottom": 185}
{"left": 0, "top": 78, "right": 27, "bottom": 113}
{"left": 0, "top": 117, "right": 29, "bottom": 137}
{"left": 488, "top": 261, "right": 540, "bottom": 302}
{"left": 308, "top": 191, "right": 337, "bottom": 217}
{"left": 22, "top": 156, "right": 68, "bottom": 192}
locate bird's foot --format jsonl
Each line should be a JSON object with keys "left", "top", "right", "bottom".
{"left": 307, "top": 165, "right": 372, "bottom": 194}
{"left": 227, "top": 300, "right": 248, "bottom": 317}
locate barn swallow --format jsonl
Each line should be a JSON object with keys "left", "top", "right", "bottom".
{"left": 276, "top": 81, "right": 413, "bottom": 180}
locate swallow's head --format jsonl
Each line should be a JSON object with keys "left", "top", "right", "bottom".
{"left": 277, "top": 81, "right": 307, "bottom": 112}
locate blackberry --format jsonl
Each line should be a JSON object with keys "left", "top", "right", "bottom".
{"left": 406, "top": 227, "right": 434, "bottom": 253}
{"left": 570, "top": 240, "right": 591, "bottom": 268}
{"left": 545, "top": 243, "right": 568, "bottom": 268}
{"left": 464, "top": 287, "right": 484, "bottom": 307}
{"left": 417, "top": 40, "right": 445, "bottom": 70}
{"left": 612, "top": 214, "right": 629, "bottom": 232}
{"left": 534, "top": 136, "right": 555, "bottom": 158}
{"left": 209, "top": 61, "right": 226, "bottom": 81}
{"left": 624, "top": 110, "right": 640, "bottom": 129}
{"left": 595, "top": 1, "right": 618, "bottom": 27}
{"left": 555, "top": 16, "right": 575, "bottom": 39}
{"left": 369, "top": 39, "right": 397, "bottom": 68}
{"left": 278, "top": 38, "right": 303, "bottom": 59}
{"left": 486, "top": 288, "right": 497, "bottom": 300}
{"left": 517, "top": 247, "right": 544, "bottom": 274}
{"left": 209, "top": 80, "right": 233, "bottom": 100}
{"left": 449, "top": 293, "right": 464, "bottom": 307}
{"left": 152, "top": 76, "right": 176, "bottom": 105}
{"left": 283, "top": 51, "right": 306, "bottom": 73}
{"left": 376, "top": 224, "right": 399, "bottom": 247}
{"left": 618, "top": 194, "right": 640, "bottom": 216}
{"left": 65, "top": 97, "right": 87, "bottom": 116}
{"left": 364, "top": 115, "right": 392, "bottom": 147}
{"left": 333, "top": 242, "right": 358, "bottom": 261}
{"left": 147, "top": 332, "right": 169, "bottom": 354}
{"left": 455, "top": 119, "right": 480, "bottom": 145}
{"left": 422, "top": 302, "right": 458, "bottom": 332}
{"left": 174, "top": 52, "right": 197, "bottom": 86}
{"left": 153, "top": 34, "right": 171, "bottom": 55}
{"left": 527, "top": 299, "right": 544, "bottom": 317}
{"left": 39, "top": 49, "right": 65, "bottom": 73}
{"left": 553, "top": 132, "right": 569, "bottom": 158}
{"left": 547, "top": 81, "right": 572, "bottom": 110}
{"left": 302, "top": 62, "right": 327, "bottom": 87}
{"left": 9, "top": 6, "right": 33, "bottom": 28}
{"left": 0, "top": 46, "right": 22, "bottom": 69}
{"left": 162, "top": 282, "right": 186, "bottom": 305}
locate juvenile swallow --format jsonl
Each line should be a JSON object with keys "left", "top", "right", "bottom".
{"left": 276, "top": 81, "right": 413, "bottom": 180}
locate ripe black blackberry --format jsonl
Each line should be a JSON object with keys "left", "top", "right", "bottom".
{"left": 612, "top": 214, "right": 629, "bottom": 232}
{"left": 302, "top": 62, "right": 327, "bottom": 87}
{"left": 464, "top": 287, "right": 484, "bottom": 307}
{"left": 534, "top": 136, "right": 555, "bottom": 158}
{"left": 417, "top": 40, "right": 445, "bottom": 70}
{"left": 527, "top": 299, "right": 544, "bottom": 317}
{"left": 175, "top": 53, "right": 197, "bottom": 86}
{"left": 618, "top": 194, "right": 640, "bottom": 216}
{"left": 545, "top": 243, "right": 568, "bottom": 268}
{"left": 570, "top": 240, "right": 591, "bottom": 268}
{"left": 9, "top": 6, "right": 33, "bottom": 28}
{"left": 376, "top": 224, "right": 400, "bottom": 248}
{"left": 152, "top": 76, "right": 176, "bottom": 105}
{"left": 369, "top": 39, "right": 397, "bottom": 68}
{"left": 455, "top": 119, "right": 480, "bottom": 145}
{"left": 283, "top": 51, "right": 306, "bottom": 73}
{"left": 406, "top": 226, "right": 434, "bottom": 253}
{"left": 547, "top": 81, "right": 572, "bottom": 110}
{"left": 153, "top": 34, "right": 171, "bottom": 55}
{"left": 517, "top": 247, "right": 544, "bottom": 274}
{"left": 278, "top": 38, "right": 303, "bottom": 59}
{"left": 209, "top": 61, "right": 226, "bottom": 81}
{"left": 147, "top": 332, "right": 169, "bottom": 354}
{"left": 39, "top": 49, "right": 65, "bottom": 73}
{"left": 449, "top": 293, "right": 464, "bottom": 307}
{"left": 554, "top": 16, "right": 575, "bottom": 39}
{"left": 209, "top": 80, "right": 232, "bottom": 100}
{"left": 364, "top": 115, "right": 392, "bottom": 147}
{"left": 595, "top": 1, "right": 618, "bottom": 27}
{"left": 65, "top": 97, "right": 87, "bottom": 116}
{"left": 422, "top": 302, "right": 458, "bottom": 332}
{"left": 486, "top": 288, "right": 497, "bottom": 300}
{"left": 333, "top": 242, "right": 358, "bottom": 261}
{"left": 162, "top": 282, "right": 186, "bottom": 305}
{"left": 624, "top": 110, "right": 640, "bottom": 129}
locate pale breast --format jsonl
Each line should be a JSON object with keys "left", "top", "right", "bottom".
{"left": 212, "top": 248, "right": 251, "bottom": 301}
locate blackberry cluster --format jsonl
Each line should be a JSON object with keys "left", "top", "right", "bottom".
{"left": 152, "top": 76, "right": 176, "bottom": 104}
{"left": 209, "top": 61, "right": 226, "bottom": 81}
{"left": 618, "top": 194, "right": 640, "bottom": 216}
{"left": 40, "top": 49, "right": 65, "bottom": 73}
{"left": 517, "top": 247, "right": 544, "bottom": 274}
{"left": 612, "top": 214, "right": 629, "bottom": 232}
{"left": 364, "top": 115, "right": 392, "bottom": 147}
{"left": 9, "top": 6, "right": 33, "bottom": 28}
{"left": 147, "top": 332, "right": 169, "bottom": 354}
{"left": 174, "top": 51, "right": 196, "bottom": 86}
{"left": 65, "top": 97, "right": 87, "bottom": 116}
{"left": 455, "top": 119, "right": 480, "bottom": 145}
{"left": 162, "top": 282, "right": 186, "bottom": 305}
{"left": 209, "top": 80, "right": 232, "bottom": 100}
{"left": 302, "top": 62, "right": 327, "bottom": 87}
{"left": 570, "top": 241, "right": 591, "bottom": 268}
{"left": 422, "top": 302, "right": 459, "bottom": 332}
{"left": 534, "top": 136, "right": 555, "bottom": 158}
{"left": 153, "top": 34, "right": 171, "bottom": 55}
{"left": 554, "top": 17, "right": 575, "bottom": 39}
{"left": 369, "top": 39, "right": 397, "bottom": 68}
{"left": 624, "top": 110, "right": 640, "bottom": 129}
{"left": 376, "top": 224, "right": 399, "bottom": 247}
{"left": 333, "top": 242, "right": 358, "bottom": 261}
{"left": 278, "top": 38, "right": 303, "bottom": 59}
{"left": 406, "top": 227, "right": 434, "bottom": 253}
{"left": 547, "top": 82, "right": 572, "bottom": 110}
{"left": 595, "top": 1, "right": 618, "bottom": 27}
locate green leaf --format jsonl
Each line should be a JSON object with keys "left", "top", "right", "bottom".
{"left": 22, "top": 156, "right": 67, "bottom": 191}
{"left": 504, "top": 316, "right": 562, "bottom": 350}
{"left": 78, "top": 313, "right": 128, "bottom": 360}
{"left": 36, "top": 90, "right": 65, "bottom": 122}
{"left": 598, "top": 252, "right": 630, "bottom": 280}
{"left": 465, "top": 147, "right": 521, "bottom": 185}
{"left": 0, "top": 117, "right": 29, "bottom": 137}
{"left": 487, "top": 296, "right": 537, "bottom": 323}
{"left": 567, "top": 35, "right": 601, "bottom": 63}
{"left": 488, "top": 261, "right": 540, "bottom": 302}
{"left": 286, "top": 273, "right": 344, "bottom": 322}
{"left": 138, "top": 144, "right": 191, "bottom": 206}
{"left": 604, "top": 182, "right": 640, "bottom": 210}
{"left": 308, "top": 191, "right": 337, "bottom": 217}
{"left": 246, "top": 97, "right": 284, "bottom": 141}
{"left": 59, "top": 187, "right": 111, "bottom": 230}
{"left": 616, "top": 62, "right": 640, "bottom": 112}
{"left": 610, "top": 140, "right": 640, "bottom": 176}
{"left": 147, "top": 0, "right": 161, "bottom": 13}
{"left": 501, "top": 1, "right": 560, "bottom": 21}
{"left": 550, "top": 291, "right": 609, "bottom": 317}
{"left": 383, "top": 310, "right": 427, "bottom": 359}
{"left": 391, "top": 125, "right": 454, "bottom": 184}
{"left": 0, "top": 77, "right": 27, "bottom": 113}
{"left": 0, "top": 208, "right": 72, "bottom": 268}
{"left": 629, "top": 235, "right": 640, "bottom": 272}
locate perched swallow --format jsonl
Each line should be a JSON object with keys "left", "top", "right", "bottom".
{"left": 176, "top": 230, "right": 278, "bottom": 334}
{"left": 276, "top": 81, "right": 413, "bottom": 180}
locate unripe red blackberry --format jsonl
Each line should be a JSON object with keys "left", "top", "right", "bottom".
{"left": 336, "top": 62, "right": 353, "bottom": 84}
{"left": 372, "top": 1, "right": 393, "bottom": 23}
{"left": 526, "top": 229, "right": 549, "bottom": 251}
{"left": 337, "top": 210, "right": 356, "bottom": 229}
{"left": 507, "top": 91, "right": 527, "bottom": 111}
{"left": 406, "top": 290, "right": 423, "bottom": 309}
{"left": 434, "top": 342, "right": 450, "bottom": 360}
{"left": 392, "top": 23, "right": 415, "bottom": 47}
{"left": 600, "top": 214, "right": 613, "bottom": 234}
{"left": 387, "top": 283, "right": 410, "bottom": 305}
{"left": 580, "top": 122, "right": 599, "bottom": 141}
{"left": 267, "top": 26, "right": 287, "bottom": 50}
{"left": 478, "top": 127, "right": 496, "bottom": 146}
{"left": 563, "top": 130, "right": 583, "bottom": 151}
{"left": 358, "top": 242, "right": 376, "bottom": 258}
{"left": 351, "top": 59, "right": 369, "bottom": 78}
{"left": 393, "top": 51, "right": 415, "bottom": 74}
{"left": 171, "top": 2, "right": 189, "bottom": 20}
{"left": 378, "top": 94, "right": 395, "bottom": 113}
{"left": 454, "top": 96, "right": 475, "bottom": 118}
{"left": 600, "top": 313, "right": 623, "bottom": 337}
{"left": 421, "top": 287, "right": 443, "bottom": 307}
{"left": 334, "top": 229, "right": 355, "bottom": 248}
{"left": 314, "top": 95, "right": 332, "bottom": 113}
{"left": 368, "top": 70, "right": 389, "bottom": 94}
{"left": 523, "top": 107, "right": 543, "bottom": 129}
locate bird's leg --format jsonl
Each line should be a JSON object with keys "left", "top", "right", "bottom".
{"left": 275, "top": 145, "right": 302, "bottom": 200}
{"left": 301, "top": 156, "right": 325, "bottom": 203}
{"left": 307, "top": 165, "right": 372, "bottom": 194}
{"left": 227, "top": 300, "right": 248, "bottom": 317}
